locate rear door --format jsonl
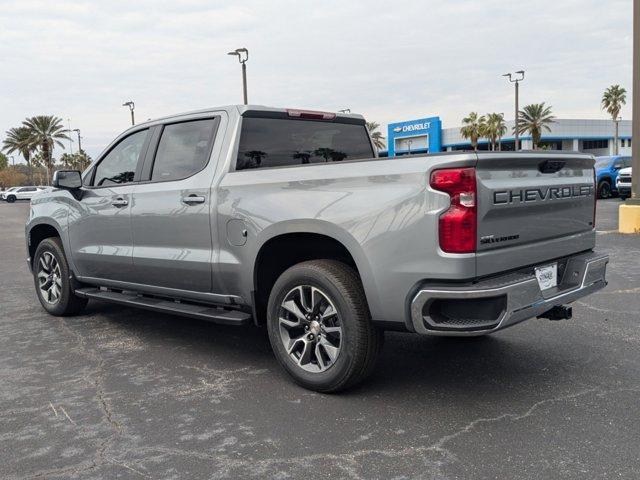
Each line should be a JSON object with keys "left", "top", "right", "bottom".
{"left": 129, "top": 115, "right": 222, "bottom": 292}
{"left": 69, "top": 128, "right": 150, "bottom": 280}
{"left": 475, "top": 153, "right": 596, "bottom": 276}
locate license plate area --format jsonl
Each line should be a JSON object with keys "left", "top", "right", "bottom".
{"left": 535, "top": 263, "right": 558, "bottom": 291}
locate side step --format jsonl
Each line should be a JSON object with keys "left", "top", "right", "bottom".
{"left": 75, "top": 288, "right": 252, "bottom": 326}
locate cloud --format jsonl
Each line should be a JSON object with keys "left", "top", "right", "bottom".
{"left": 0, "top": 0, "right": 633, "bottom": 159}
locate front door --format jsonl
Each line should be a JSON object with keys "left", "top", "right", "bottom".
{"left": 69, "top": 128, "right": 149, "bottom": 281}
{"left": 130, "top": 116, "right": 221, "bottom": 292}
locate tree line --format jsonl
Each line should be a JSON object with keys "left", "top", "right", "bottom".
{"left": 1, "top": 115, "right": 91, "bottom": 188}
{"left": 460, "top": 84, "right": 627, "bottom": 151}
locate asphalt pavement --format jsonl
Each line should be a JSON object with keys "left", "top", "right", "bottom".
{"left": 0, "top": 198, "right": 638, "bottom": 479}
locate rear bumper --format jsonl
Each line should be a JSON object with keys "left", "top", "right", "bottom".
{"left": 410, "top": 251, "right": 608, "bottom": 336}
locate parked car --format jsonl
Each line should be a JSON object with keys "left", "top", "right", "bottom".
{"left": 595, "top": 155, "right": 632, "bottom": 198}
{"left": 616, "top": 166, "right": 632, "bottom": 200}
{"left": 3, "top": 186, "right": 46, "bottom": 203}
{"left": 1, "top": 187, "right": 20, "bottom": 200}
{"left": 25, "top": 105, "right": 608, "bottom": 392}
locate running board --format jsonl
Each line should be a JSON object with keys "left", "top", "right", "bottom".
{"left": 75, "top": 288, "right": 252, "bottom": 326}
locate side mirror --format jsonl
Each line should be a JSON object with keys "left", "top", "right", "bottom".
{"left": 52, "top": 170, "right": 82, "bottom": 190}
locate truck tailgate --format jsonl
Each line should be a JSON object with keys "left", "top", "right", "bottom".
{"left": 475, "top": 153, "right": 596, "bottom": 276}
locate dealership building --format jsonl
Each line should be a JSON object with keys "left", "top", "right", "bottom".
{"left": 384, "top": 116, "right": 632, "bottom": 157}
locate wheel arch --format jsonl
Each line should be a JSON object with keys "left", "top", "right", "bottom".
{"left": 27, "top": 222, "right": 63, "bottom": 270}
{"left": 251, "top": 222, "right": 379, "bottom": 326}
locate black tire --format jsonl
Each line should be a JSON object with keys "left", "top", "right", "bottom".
{"left": 267, "top": 260, "right": 383, "bottom": 393}
{"left": 597, "top": 180, "right": 611, "bottom": 199}
{"left": 620, "top": 195, "right": 628, "bottom": 201}
{"left": 6, "top": 195, "right": 16, "bottom": 203}
{"left": 33, "top": 237, "right": 88, "bottom": 316}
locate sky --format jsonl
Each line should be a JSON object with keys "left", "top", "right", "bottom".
{"left": 0, "top": 0, "right": 634, "bottom": 161}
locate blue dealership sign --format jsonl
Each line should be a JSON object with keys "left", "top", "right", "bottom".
{"left": 387, "top": 116, "right": 442, "bottom": 156}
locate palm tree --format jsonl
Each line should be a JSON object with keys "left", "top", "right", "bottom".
{"left": 366, "top": 121, "right": 386, "bottom": 150}
{"left": 460, "top": 112, "right": 486, "bottom": 151}
{"left": 601, "top": 85, "right": 627, "bottom": 155}
{"left": 2, "top": 126, "right": 35, "bottom": 180}
{"left": 515, "top": 103, "right": 555, "bottom": 150}
{"left": 22, "top": 115, "right": 70, "bottom": 184}
{"left": 485, "top": 113, "right": 507, "bottom": 151}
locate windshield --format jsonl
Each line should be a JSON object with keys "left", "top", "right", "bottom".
{"left": 594, "top": 157, "right": 611, "bottom": 169}
{"left": 236, "top": 117, "right": 374, "bottom": 170}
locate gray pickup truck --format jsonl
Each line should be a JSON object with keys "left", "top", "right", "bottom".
{"left": 26, "top": 105, "right": 608, "bottom": 391}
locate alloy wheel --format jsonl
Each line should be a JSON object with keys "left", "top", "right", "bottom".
{"left": 278, "top": 285, "right": 342, "bottom": 373}
{"left": 37, "top": 251, "right": 62, "bottom": 304}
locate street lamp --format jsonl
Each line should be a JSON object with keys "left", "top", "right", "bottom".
{"left": 122, "top": 101, "right": 135, "bottom": 125}
{"left": 503, "top": 70, "right": 525, "bottom": 151}
{"left": 227, "top": 48, "right": 249, "bottom": 105}
{"left": 73, "top": 129, "right": 82, "bottom": 154}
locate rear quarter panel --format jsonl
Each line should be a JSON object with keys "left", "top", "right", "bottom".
{"left": 216, "top": 153, "right": 477, "bottom": 324}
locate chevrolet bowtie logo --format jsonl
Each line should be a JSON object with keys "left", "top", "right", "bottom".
{"left": 393, "top": 127, "right": 402, "bottom": 133}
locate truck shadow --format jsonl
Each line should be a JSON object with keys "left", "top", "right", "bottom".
{"left": 82, "top": 301, "right": 587, "bottom": 401}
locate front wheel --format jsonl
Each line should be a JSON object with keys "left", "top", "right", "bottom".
{"left": 6, "top": 195, "right": 16, "bottom": 203}
{"left": 597, "top": 180, "right": 611, "bottom": 199}
{"left": 267, "top": 260, "right": 383, "bottom": 392}
{"left": 33, "top": 237, "right": 88, "bottom": 316}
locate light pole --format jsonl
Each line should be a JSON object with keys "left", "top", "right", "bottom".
{"left": 67, "top": 118, "right": 73, "bottom": 154}
{"left": 613, "top": 116, "right": 622, "bottom": 155}
{"left": 632, "top": 0, "right": 640, "bottom": 201}
{"left": 122, "top": 101, "right": 135, "bottom": 125}
{"left": 9, "top": 155, "right": 15, "bottom": 166}
{"left": 503, "top": 70, "right": 525, "bottom": 151}
{"left": 73, "top": 129, "right": 82, "bottom": 154}
{"left": 227, "top": 48, "right": 249, "bottom": 105}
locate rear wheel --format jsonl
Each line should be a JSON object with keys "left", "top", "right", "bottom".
{"left": 33, "top": 237, "right": 87, "bottom": 316}
{"left": 597, "top": 180, "right": 611, "bottom": 199}
{"left": 6, "top": 195, "right": 15, "bottom": 203}
{"left": 267, "top": 260, "right": 383, "bottom": 392}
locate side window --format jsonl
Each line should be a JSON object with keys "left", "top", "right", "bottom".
{"left": 93, "top": 129, "right": 148, "bottom": 187}
{"left": 150, "top": 119, "right": 217, "bottom": 182}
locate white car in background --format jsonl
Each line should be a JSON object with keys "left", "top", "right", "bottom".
{"left": 2, "top": 186, "right": 46, "bottom": 203}
{"left": 1, "top": 187, "right": 20, "bottom": 200}
{"left": 616, "top": 167, "right": 632, "bottom": 200}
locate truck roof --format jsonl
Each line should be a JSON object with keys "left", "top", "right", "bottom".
{"left": 129, "top": 105, "right": 365, "bottom": 131}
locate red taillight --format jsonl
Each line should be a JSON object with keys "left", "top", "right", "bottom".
{"left": 430, "top": 167, "right": 477, "bottom": 253}
{"left": 286, "top": 109, "right": 336, "bottom": 120}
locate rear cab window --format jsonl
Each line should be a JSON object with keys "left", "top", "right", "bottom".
{"left": 150, "top": 118, "right": 218, "bottom": 182}
{"left": 235, "top": 112, "right": 374, "bottom": 170}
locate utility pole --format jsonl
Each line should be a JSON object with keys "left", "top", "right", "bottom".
{"left": 503, "top": 71, "right": 525, "bottom": 150}
{"left": 227, "top": 48, "right": 249, "bottom": 105}
{"left": 632, "top": 0, "right": 639, "bottom": 201}
{"left": 620, "top": 0, "right": 640, "bottom": 232}
{"left": 122, "top": 101, "right": 135, "bottom": 125}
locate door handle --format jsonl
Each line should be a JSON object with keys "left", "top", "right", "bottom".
{"left": 112, "top": 197, "right": 128, "bottom": 207}
{"left": 182, "top": 194, "right": 206, "bottom": 205}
